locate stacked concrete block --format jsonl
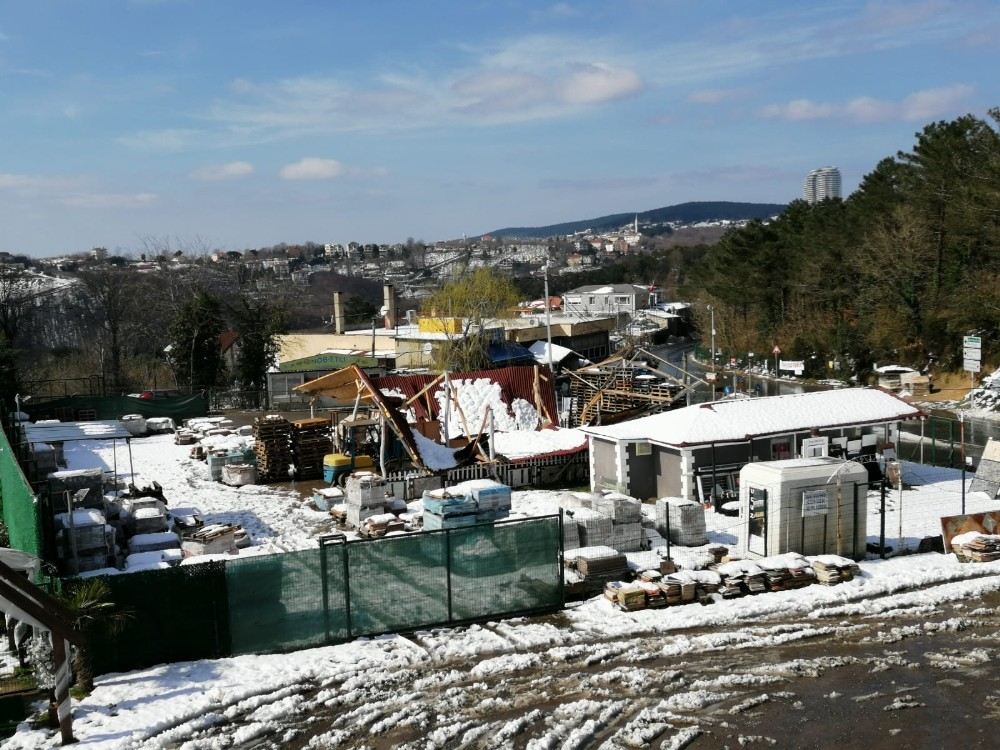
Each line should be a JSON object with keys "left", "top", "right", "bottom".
{"left": 656, "top": 497, "right": 708, "bottom": 547}
{"left": 573, "top": 507, "right": 613, "bottom": 548}
{"left": 345, "top": 472, "right": 387, "bottom": 528}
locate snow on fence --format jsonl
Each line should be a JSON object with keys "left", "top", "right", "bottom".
{"left": 88, "top": 514, "right": 564, "bottom": 675}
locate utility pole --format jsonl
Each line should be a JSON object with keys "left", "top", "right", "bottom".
{"left": 709, "top": 305, "right": 716, "bottom": 402}
{"left": 960, "top": 412, "right": 966, "bottom": 514}
{"left": 543, "top": 263, "right": 553, "bottom": 374}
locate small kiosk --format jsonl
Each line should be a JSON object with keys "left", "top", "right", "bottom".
{"left": 738, "top": 457, "right": 869, "bottom": 560}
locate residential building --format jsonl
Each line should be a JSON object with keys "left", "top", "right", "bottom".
{"left": 562, "top": 284, "right": 656, "bottom": 317}
{"left": 804, "top": 166, "right": 842, "bottom": 203}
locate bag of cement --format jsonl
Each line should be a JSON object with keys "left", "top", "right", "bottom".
{"left": 574, "top": 507, "right": 613, "bottom": 548}
{"left": 656, "top": 497, "right": 708, "bottom": 547}
{"left": 595, "top": 492, "right": 642, "bottom": 524}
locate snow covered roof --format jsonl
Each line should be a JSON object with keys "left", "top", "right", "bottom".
{"left": 581, "top": 388, "right": 923, "bottom": 446}
{"left": 566, "top": 283, "right": 650, "bottom": 295}
{"left": 24, "top": 420, "right": 133, "bottom": 443}
{"left": 528, "top": 340, "right": 577, "bottom": 364}
{"left": 874, "top": 364, "right": 917, "bottom": 374}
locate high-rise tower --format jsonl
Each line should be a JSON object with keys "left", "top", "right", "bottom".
{"left": 804, "top": 166, "right": 842, "bottom": 203}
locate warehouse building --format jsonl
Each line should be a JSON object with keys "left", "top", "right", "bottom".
{"left": 581, "top": 388, "right": 923, "bottom": 503}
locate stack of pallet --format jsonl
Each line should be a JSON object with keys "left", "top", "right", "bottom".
{"left": 291, "top": 418, "right": 332, "bottom": 480}
{"left": 951, "top": 532, "right": 1000, "bottom": 562}
{"left": 253, "top": 416, "right": 293, "bottom": 483}
{"left": 808, "top": 555, "right": 862, "bottom": 585}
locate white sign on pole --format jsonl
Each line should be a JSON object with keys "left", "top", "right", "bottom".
{"left": 963, "top": 335, "right": 982, "bottom": 349}
{"left": 801, "top": 489, "right": 829, "bottom": 517}
{"left": 800, "top": 436, "right": 829, "bottom": 458}
{"left": 964, "top": 358, "right": 982, "bottom": 373}
{"left": 779, "top": 359, "right": 805, "bottom": 375}
{"left": 963, "top": 347, "right": 982, "bottom": 361}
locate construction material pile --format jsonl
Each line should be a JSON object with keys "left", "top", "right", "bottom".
{"left": 422, "top": 480, "right": 512, "bottom": 531}
{"left": 565, "top": 546, "right": 629, "bottom": 589}
{"left": 561, "top": 491, "right": 644, "bottom": 553}
{"left": 757, "top": 553, "right": 817, "bottom": 591}
{"left": 655, "top": 497, "right": 708, "bottom": 547}
{"left": 291, "top": 418, "right": 332, "bottom": 480}
{"left": 951, "top": 531, "right": 1000, "bottom": 562}
{"left": 253, "top": 416, "right": 293, "bottom": 482}
{"left": 53, "top": 508, "right": 115, "bottom": 574}
{"left": 809, "top": 554, "right": 862, "bottom": 585}
{"left": 359, "top": 513, "right": 405, "bottom": 538}
{"left": 345, "top": 472, "right": 388, "bottom": 528}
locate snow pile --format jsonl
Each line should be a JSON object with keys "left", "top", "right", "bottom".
{"left": 968, "top": 367, "right": 1000, "bottom": 412}
{"left": 492, "top": 428, "right": 587, "bottom": 459}
{"left": 434, "top": 378, "right": 539, "bottom": 436}
{"left": 411, "top": 431, "right": 458, "bottom": 470}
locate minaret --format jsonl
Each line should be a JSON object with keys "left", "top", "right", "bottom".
{"left": 634, "top": 215, "right": 638, "bottom": 233}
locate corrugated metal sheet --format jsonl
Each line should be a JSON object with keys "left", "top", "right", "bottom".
{"left": 24, "top": 420, "right": 133, "bottom": 443}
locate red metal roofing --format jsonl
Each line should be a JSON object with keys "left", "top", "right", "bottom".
{"left": 373, "top": 364, "right": 558, "bottom": 426}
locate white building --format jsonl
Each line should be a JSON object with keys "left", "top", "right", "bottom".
{"left": 562, "top": 284, "right": 656, "bottom": 316}
{"left": 804, "top": 166, "right": 842, "bottom": 203}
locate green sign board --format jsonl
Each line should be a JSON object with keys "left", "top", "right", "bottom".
{"left": 279, "top": 352, "right": 380, "bottom": 373}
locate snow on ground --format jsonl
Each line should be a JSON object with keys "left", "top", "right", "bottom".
{"left": 9, "top": 552, "right": 1000, "bottom": 749}
{"left": 63, "top": 434, "right": 334, "bottom": 555}
{"left": 8, "top": 445, "right": 1000, "bottom": 747}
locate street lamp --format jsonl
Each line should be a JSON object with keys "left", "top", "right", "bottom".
{"left": 748, "top": 352, "right": 755, "bottom": 395}
{"left": 707, "top": 305, "right": 716, "bottom": 402}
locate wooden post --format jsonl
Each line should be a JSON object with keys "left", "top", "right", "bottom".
{"left": 51, "top": 635, "right": 74, "bottom": 745}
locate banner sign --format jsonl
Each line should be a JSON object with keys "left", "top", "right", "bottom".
{"left": 780, "top": 359, "right": 805, "bottom": 374}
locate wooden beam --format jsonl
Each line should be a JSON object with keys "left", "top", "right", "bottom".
{"left": 403, "top": 373, "right": 445, "bottom": 408}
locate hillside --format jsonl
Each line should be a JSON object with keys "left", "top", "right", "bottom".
{"left": 487, "top": 201, "right": 787, "bottom": 239}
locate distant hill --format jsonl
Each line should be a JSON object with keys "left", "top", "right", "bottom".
{"left": 487, "top": 201, "right": 787, "bottom": 239}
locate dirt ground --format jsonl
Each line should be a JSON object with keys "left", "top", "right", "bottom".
{"left": 920, "top": 370, "right": 982, "bottom": 402}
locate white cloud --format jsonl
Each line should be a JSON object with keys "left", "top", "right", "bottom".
{"left": 758, "top": 84, "right": 974, "bottom": 123}
{"left": 559, "top": 63, "right": 641, "bottom": 105}
{"left": 61, "top": 192, "right": 158, "bottom": 209}
{"left": 279, "top": 158, "right": 345, "bottom": 181}
{"left": 191, "top": 161, "right": 255, "bottom": 181}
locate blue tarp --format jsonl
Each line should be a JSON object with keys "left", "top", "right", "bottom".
{"left": 487, "top": 341, "right": 535, "bottom": 365}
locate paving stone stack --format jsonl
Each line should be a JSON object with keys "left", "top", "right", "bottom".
{"left": 594, "top": 493, "right": 643, "bottom": 553}
{"left": 567, "top": 545, "right": 629, "bottom": 588}
{"left": 950, "top": 532, "right": 1000, "bottom": 562}
{"left": 253, "top": 416, "right": 294, "bottom": 483}
{"left": 808, "top": 555, "right": 862, "bottom": 585}
{"left": 572, "top": 508, "right": 614, "bottom": 548}
{"left": 656, "top": 497, "right": 708, "bottom": 547}
{"left": 291, "top": 418, "right": 332, "bottom": 480}
{"left": 346, "top": 472, "right": 388, "bottom": 528}
{"left": 758, "top": 553, "right": 817, "bottom": 591}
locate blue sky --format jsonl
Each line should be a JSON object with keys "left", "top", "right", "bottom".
{"left": 0, "top": 0, "right": 996, "bottom": 256}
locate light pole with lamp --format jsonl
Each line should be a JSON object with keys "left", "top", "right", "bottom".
{"left": 748, "top": 352, "right": 754, "bottom": 395}
{"left": 708, "top": 305, "right": 716, "bottom": 402}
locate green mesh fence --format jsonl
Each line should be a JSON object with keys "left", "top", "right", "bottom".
{"left": 347, "top": 533, "right": 450, "bottom": 636}
{"left": 449, "top": 516, "right": 562, "bottom": 621}
{"left": 0, "top": 425, "right": 42, "bottom": 557}
{"left": 89, "top": 515, "right": 562, "bottom": 670}
{"left": 227, "top": 547, "right": 349, "bottom": 655}
{"left": 88, "top": 562, "right": 229, "bottom": 674}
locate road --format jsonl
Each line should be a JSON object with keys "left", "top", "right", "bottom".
{"left": 156, "top": 573, "right": 1000, "bottom": 749}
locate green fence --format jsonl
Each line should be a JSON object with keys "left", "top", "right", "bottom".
{"left": 89, "top": 562, "right": 230, "bottom": 674}
{"left": 89, "top": 515, "right": 563, "bottom": 673}
{"left": 28, "top": 393, "right": 208, "bottom": 423}
{"left": 0, "top": 425, "right": 42, "bottom": 558}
